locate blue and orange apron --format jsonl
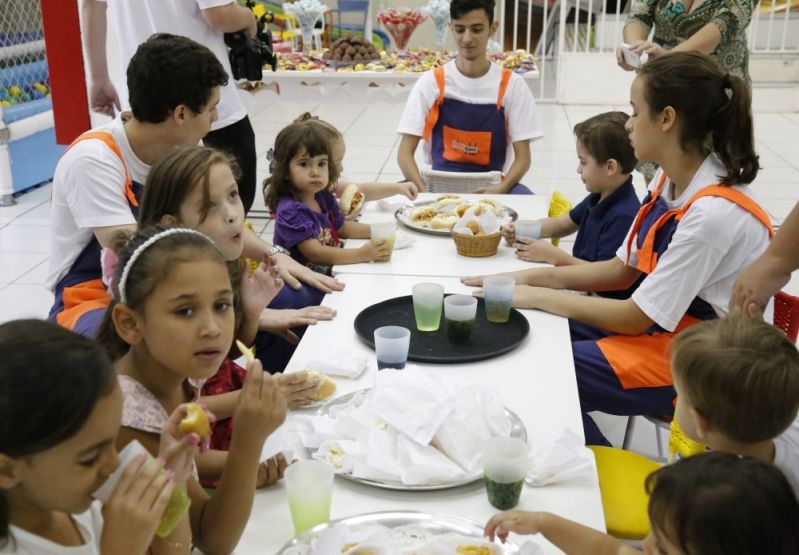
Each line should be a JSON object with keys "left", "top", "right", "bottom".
{"left": 422, "top": 66, "right": 531, "bottom": 194}
{"left": 598, "top": 173, "right": 774, "bottom": 389}
{"left": 48, "top": 131, "right": 143, "bottom": 337}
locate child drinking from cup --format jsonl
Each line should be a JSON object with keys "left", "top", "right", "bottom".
{"left": 265, "top": 121, "right": 392, "bottom": 275}
{"left": 484, "top": 452, "right": 799, "bottom": 554}
{"left": 96, "top": 225, "right": 288, "bottom": 554}
{"left": 0, "top": 319, "right": 197, "bottom": 554}
{"left": 503, "top": 112, "right": 640, "bottom": 288}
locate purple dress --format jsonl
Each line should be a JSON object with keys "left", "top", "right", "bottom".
{"left": 274, "top": 191, "right": 345, "bottom": 275}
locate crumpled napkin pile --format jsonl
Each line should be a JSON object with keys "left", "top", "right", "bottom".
{"left": 289, "top": 368, "right": 513, "bottom": 486}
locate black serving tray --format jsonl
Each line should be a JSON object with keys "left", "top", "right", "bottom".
{"left": 353, "top": 294, "right": 530, "bottom": 363}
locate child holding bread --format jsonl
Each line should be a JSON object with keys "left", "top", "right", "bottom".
{"left": 95, "top": 225, "right": 287, "bottom": 553}
{"left": 264, "top": 121, "right": 393, "bottom": 274}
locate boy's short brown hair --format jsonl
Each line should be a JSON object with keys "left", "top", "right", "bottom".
{"left": 573, "top": 111, "right": 637, "bottom": 174}
{"left": 672, "top": 316, "right": 799, "bottom": 444}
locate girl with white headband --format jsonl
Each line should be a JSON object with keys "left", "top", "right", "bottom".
{"left": 96, "top": 225, "right": 287, "bottom": 554}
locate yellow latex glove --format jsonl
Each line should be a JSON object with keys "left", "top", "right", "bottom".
{"left": 548, "top": 191, "right": 572, "bottom": 247}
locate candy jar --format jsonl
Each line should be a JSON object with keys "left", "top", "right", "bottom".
{"left": 283, "top": 0, "right": 328, "bottom": 53}
{"left": 422, "top": 0, "right": 450, "bottom": 51}
{"left": 377, "top": 7, "right": 427, "bottom": 55}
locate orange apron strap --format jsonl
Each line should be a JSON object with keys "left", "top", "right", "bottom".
{"left": 625, "top": 173, "right": 668, "bottom": 266}
{"left": 68, "top": 131, "right": 138, "bottom": 208}
{"left": 496, "top": 69, "right": 512, "bottom": 110}
{"left": 633, "top": 207, "right": 682, "bottom": 273}
{"left": 55, "top": 279, "right": 111, "bottom": 331}
{"left": 681, "top": 185, "right": 775, "bottom": 239}
{"left": 597, "top": 315, "right": 701, "bottom": 389}
{"left": 422, "top": 66, "right": 447, "bottom": 142}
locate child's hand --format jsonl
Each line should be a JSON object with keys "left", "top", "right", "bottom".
{"left": 514, "top": 237, "right": 561, "bottom": 265}
{"left": 359, "top": 239, "right": 391, "bottom": 262}
{"left": 277, "top": 370, "right": 322, "bottom": 408}
{"left": 160, "top": 404, "right": 204, "bottom": 483}
{"left": 233, "top": 357, "right": 288, "bottom": 448}
{"left": 241, "top": 257, "right": 284, "bottom": 319}
{"left": 484, "top": 510, "right": 545, "bottom": 543}
{"left": 395, "top": 181, "right": 419, "bottom": 200}
{"left": 460, "top": 275, "right": 485, "bottom": 287}
{"left": 256, "top": 454, "right": 289, "bottom": 488}
{"left": 502, "top": 224, "right": 516, "bottom": 245}
{"left": 100, "top": 454, "right": 175, "bottom": 554}
{"left": 258, "top": 306, "right": 337, "bottom": 345}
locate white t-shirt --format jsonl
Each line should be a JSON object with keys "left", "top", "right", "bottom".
{"left": 617, "top": 155, "right": 772, "bottom": 332}
{"left": 1, "top": 502, "right": 103, "bottom": 554}
{"left": 47, "top": 116, "right": 150, "bottom": 290}
{"left": 774, "top": 415, "right": 799, "bottom": 498}
{"left": 397, "top": 60, "right": 545, "bottom": 173}
{"left": 100, "top": 0, "right": 246, "bottom": 130}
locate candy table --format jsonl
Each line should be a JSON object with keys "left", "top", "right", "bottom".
{"left": 257, "top": 49, "right": 539, "bottom": 103}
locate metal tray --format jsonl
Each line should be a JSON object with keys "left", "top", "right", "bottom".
{"left": 277, "top": 510, "right": 520, "bottom": 554}
{"left": 312, "top": 389, "right": 527, "bottom": 491}
{"left": 395, "top": 199, "right": 518, "bottom": 236}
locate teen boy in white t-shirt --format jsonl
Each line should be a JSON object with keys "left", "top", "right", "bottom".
{"left": 82, "top": 0, "right": 261, "bottom": 212}
{"left": 397, "top": 0, "right": 544, "bottom": 194}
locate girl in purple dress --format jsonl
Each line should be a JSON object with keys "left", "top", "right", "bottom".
{"left": 265, "top": 121, "right": 391, "bottom": 275}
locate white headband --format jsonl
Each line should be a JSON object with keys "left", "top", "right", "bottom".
{"left": 118, "top": 228, "right": 211, "bottom": 304}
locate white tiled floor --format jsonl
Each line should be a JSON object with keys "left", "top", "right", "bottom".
{"left": 2, "top": 98, "right": 798, "bottom": 457}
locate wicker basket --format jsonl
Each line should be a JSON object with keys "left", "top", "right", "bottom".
{"left": 452, "top": 230, "right": 502, "bottom": 257}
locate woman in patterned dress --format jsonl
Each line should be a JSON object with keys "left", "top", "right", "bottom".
{"left": 618, "top": 0, "right": 755, "bottom": 86}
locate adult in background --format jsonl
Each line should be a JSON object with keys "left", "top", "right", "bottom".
{"left": 618, "top": 0, "right": 755, "bottom": 86}
{"left": 82, "top": 0, "right": 261, "bottom": 212}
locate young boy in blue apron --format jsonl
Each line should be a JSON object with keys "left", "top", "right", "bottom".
{"left": 396, "top": 0, "right": 544, "bottom": 194}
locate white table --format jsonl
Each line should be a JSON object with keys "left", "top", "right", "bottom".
{"left": 260, "top": 68, "right": 540, "bottom": 103}
{"left": 236, "top": 274, "right": 604, "bottom": 554}
{"left": 337, "top": 193, "right": 550, "bottom": 277}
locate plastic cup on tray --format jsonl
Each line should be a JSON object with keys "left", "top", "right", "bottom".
{"left": 444, "top": 294, "right": 478, "bottom": 343}
{"left": 412, "top": 282, "right": 444, "bottom": 331}
{"left": 374, "top": 325, "right": 411, "bottom": 370}
{"left": 483, "top": 276, "right": 516, "bottom": 323}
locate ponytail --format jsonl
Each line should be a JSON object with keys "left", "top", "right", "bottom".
{"left": 638, "top": 52, "right": 759, "bottom": 185}
{"left": 712, "top": 74, "right": 758, "bottom": 184}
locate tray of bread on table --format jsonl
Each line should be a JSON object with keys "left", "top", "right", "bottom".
{"left": 395, "top": 195, "right": 518, "bottom": 236}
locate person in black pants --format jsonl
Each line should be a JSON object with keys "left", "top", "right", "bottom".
{"left": 203, "top": 114, "right": 258, "bottom": 212}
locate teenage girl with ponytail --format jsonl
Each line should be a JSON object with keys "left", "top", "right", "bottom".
{"left": 464, "top": 51, "right": 774, "bottom": 445}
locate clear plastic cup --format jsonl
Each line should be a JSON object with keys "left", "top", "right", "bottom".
{"left": 514, "top": 220, "right": 542, "bottom": 240}
{"left": 370, "top": 222, "right": 396, "bottom": 261}
{"left": 92, "top": 440, "right": 190, "bottom": 538}
{"left": 483, "top": 436, "right": 528, "bottom": 510}
{"left": 374, "top": 325, "right": 411, "bottom": 370}
{"left": 285, "top": 460, "right": 335, "bottom": 534}
{"left": 444, "top": 294, "right": 478, "bottom": 343}
{"left": 483, "top": 276, "right": 516, "bottom": 323}
{"left": 412, "top": 282, "right": 444, "bottom": 331}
